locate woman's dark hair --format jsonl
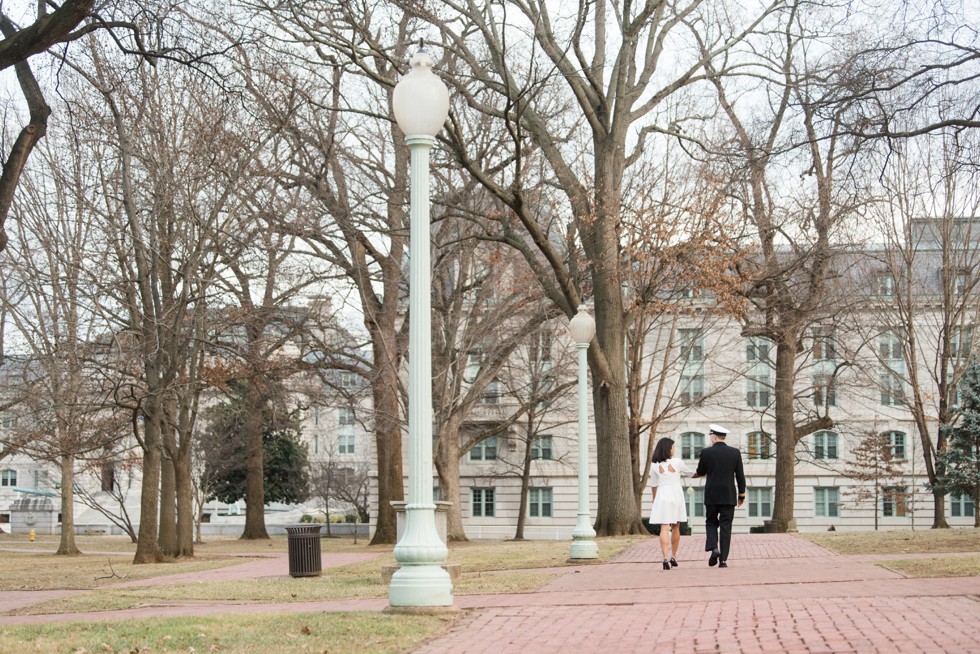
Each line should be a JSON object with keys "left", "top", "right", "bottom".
{"left": 652, "top": 438, "right": 674, "bottom": 464}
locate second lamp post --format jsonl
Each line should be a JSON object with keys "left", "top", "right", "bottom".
{"left": 568, "top": 305, "right": 598, "bottom": 560}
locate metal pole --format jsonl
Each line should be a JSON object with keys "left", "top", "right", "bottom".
{"left": 389, "top": 135, "right": 453, "bottom": 607}
{"left": 569, "top": 339, "right": 598, "bottom": 559}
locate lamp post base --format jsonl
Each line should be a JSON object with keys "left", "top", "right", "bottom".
{"left": 568, "top": 536, "right": 599, "bottom": 560}
{"left": 388, "top": 564, "right": 454, "bottom": 608}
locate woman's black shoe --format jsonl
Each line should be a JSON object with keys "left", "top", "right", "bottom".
{"left": 662, "top": 559, "right": 671, "bottom": 570}
{"left": 670, "top": 558, "right": 678, "bottom": 567}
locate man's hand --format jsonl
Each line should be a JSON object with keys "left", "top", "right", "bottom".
{"left": 737, "top": 498, "right": 744, "bottom": 507}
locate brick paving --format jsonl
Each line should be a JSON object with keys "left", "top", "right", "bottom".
{"left": 1, "top": 534, "right": 979, "bottom": 653}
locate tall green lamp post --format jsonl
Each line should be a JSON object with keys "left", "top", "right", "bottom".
{"left": 388, "top": 46, "right": 453, "bottom": 608}
{"left": 568, "top": 305, "right": 598, "bottom": 560}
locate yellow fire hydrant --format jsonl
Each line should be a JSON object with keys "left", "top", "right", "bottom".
{"left": 29, "top": 529, "right": 35, "bottom": 542}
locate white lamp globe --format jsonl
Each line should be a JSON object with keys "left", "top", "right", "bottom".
{"left": 569, "top": 305, "right": 596, "bottom": 345}
{"left": 392, "top": 49, "right": 450, "bottom": 137}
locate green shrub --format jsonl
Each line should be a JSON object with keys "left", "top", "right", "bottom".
{"left": 299, "top": 514, "right": 313, "bottom": 523}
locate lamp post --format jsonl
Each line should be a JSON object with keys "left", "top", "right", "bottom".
{"left": 568, "top": 305, "right": 598, "bottom": 560}
{"left": 388, "top": 46, "right": 453, "bottom": 608}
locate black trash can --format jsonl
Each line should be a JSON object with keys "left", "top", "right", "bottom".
{"left": 284, "top": 524, "right": 323, "bottom": 577}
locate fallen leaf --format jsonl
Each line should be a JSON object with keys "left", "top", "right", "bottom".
{"left": 301, "top": 626, "right": 312, "bottom": 635}
{"left": 101, "top": 645, "right": 113, "bottom": 652}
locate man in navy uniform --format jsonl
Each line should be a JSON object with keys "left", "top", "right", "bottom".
{"left": 694, "top": 424, "right": 745, "bottom": 568}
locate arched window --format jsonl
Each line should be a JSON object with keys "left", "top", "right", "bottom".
{"left": 679, "top": 432, "right": 705, "bottom": 459}
{"left": 746, "top": 431, "right": 773, "bottom": 459}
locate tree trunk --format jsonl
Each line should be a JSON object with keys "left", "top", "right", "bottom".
{"left": 514, "top": 425, "right": 534, "bottom": 541}
{"left": 434, "top": 423, "right": 467, "bottom": 542}
{"left": 134, "top": 404, "right": 164, "bottom": 564}
{"left": 174, "top": 439, "right": 194, "bottom": 556}
{"left": 55, "top": 453, "right": 80, "bottom": 556}
{"left": 241, "top": 382, "right": 269, "bottom": 540}
{"left": 158, "top": 422, "right": 177, "bottom": 556}
{"left": 590, "top": 290, "right": 645, "bottom": 536}
{"left": 770, "top": 338, "right": 799, "bottom": 532}
{"left": 368, "top": 336, "right": 404, "bottom": 545}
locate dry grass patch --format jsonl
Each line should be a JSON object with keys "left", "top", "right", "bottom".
{"left": 11, "top": 535, "right": 641, "bottom": 616}
{"left": 0, "top": 552, "right": 247, "bottom": 591}
{"left": 878, "top": 554, "right": 980, "bottom": 578}
{"left": 0, "top": 611, "right": 454, "bottom": 654}
{"left": 446, "top": 535, "right": 641, "bottom": 572}
{"left": 800, "top": 528, "right": 980, "bottom": 555}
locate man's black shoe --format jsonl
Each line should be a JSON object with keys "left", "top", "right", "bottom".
{"left": 709, "top": 549, "right": 720, "bottom": 566}
{"left": 719, "top": 561, "right": 728, "bottom": 568}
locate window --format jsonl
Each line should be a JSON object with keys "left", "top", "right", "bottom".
{"left": 951, "top": 326, "right": 974, "bottom": 360}
{"left": 680, "top": 432, "right": 705, "bottom": 459}
{"left": 746, "top": 337, "right": 771, "bottom": 363}
{"left": 814, "top": 487, "right": 839, "bottom": 517}
{"left": 873, "top": 272, "right": 896, "bottom": 298}
{"left": 338, "top": 407, "right": 356, "bottom": 426}
{"left": 679, "top": 329, "right": 704, "bottom": 362}
{"left": 878, "top": 330, "right": 903, "bottom": 361}
{"left": 465, "top": 349, "right": 482, "bottom": 383}
{"left": 680, "top": 369, "right": 704, "bottom": 405}
{"left": 0, "top": 415, "right": 15, "bottom": 430}
{"left": 813, "top": 374, "right": 837, "bottom": 407}
{"left": 341, "top": 372, "right": 358, "bottom": 390}
{"left": 813, "top": 431, "right": 839, "bottom": 460}
{"left": 746, "top": 376, "right": 770, "bottom": 408}
{"left": 812, "top": 327, "right": 837, "bottom": 361}
{"left": 528, "top": 488, "right": 553, "bottom": 517}
{"left": 954, "top": 270, "right": 970, "bottom": 296}
{"left": 469, "top": 436, "right": 498, "bottom": 461}
{"left": 481, "top": 379, "right": 502, "bottom": 404}
{"left": 100, "top": 462, "right": 116, "bottom": 493}
{"left": 882, "top": 486, "right": 908, "bottom": 517}
{"left": 885, "top": 431, "right": 906, "bottom": 460}
{"left": 880, "top": 372, "right": 905, "bottom": 406}
{"left": 531, "top": 435, "right": 553, "bottom": 460}
{"left": 746, "top": 431, "right": 772, "bottom": 459}
{"left": 338, "top": 432, "right": 355, "bottom": 455}
{"left": 747, "top": 487, "right": 772, "bottom": 518}
{"left": 529, "top": 331, "right": 553, "bottom": 367}
{"left": 686, "top": 486, "right": 705, "bottom": 519}
{"left": 0, "top": 469, "right": 15, "bottom": 487}
{"left": 950, "top": 493, "right": 975, "bottom": 518}
{"left": 471, "top": 488, "right": 495, "bottom": 517}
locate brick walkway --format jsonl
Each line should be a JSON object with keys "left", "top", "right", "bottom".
{"left": 2, "top": 534, "right": 979, "bottom": 653}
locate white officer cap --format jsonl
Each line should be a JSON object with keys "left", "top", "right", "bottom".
{"left": 708, "top": 424, "right": 729, "bottom": 436}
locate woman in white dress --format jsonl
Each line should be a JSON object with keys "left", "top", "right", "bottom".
{"left": 648, "top": 437, "right": 695, "bottom": 570}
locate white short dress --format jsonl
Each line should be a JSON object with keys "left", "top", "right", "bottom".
{"left": 648, "top": 457, "right": 694, "bottom": 524}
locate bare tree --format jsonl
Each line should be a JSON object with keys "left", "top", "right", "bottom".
{"left": 62, "top": 28, "right": 263, "bottom": 561}
{"left": 393, "top": 0, "right": 789, "bottom": 535}
{"left": 844, "top": 428, "right": 909, "bottom": 530}
{"left": 856, "top": 131, "right": 980, "bottom": 528}
{"left": 0, "top": 132, "right": 129, "bottom": 555}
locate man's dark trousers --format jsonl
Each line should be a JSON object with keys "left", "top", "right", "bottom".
{"left": 704, "top": 503, "right": 736, "bottom": 561}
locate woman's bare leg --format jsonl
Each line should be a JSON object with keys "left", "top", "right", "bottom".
{"left": 671, "top": 523, "right": 681, "bottom": 558}
{"left": 659, "top": 524, "right": 671, "bottom": 559}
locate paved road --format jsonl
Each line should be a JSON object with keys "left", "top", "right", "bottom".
{"left": 2, "top": 535, "right": 978, "bottom": 653}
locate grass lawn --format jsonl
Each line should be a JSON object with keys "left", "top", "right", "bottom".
{"left": 799, "top": 528, "right": 980, "bottom": 555}
{"left": 878, "top": 554, "right": 980, "bottom": 578}
{"left": 4, "top": 536, "right": 642, "bottom": 616}
{"left": 0, "top": 611, "right": 454, "bottom": 654}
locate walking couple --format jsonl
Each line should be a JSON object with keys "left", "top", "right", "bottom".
{"left": 647, "top": 424, "right": 746, "bottom": 570}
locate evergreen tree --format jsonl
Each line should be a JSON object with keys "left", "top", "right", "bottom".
{"left": 932, "top": 359, "right": 980, "bottom": 527}
{"left": 202, "top": 381, "right": 310, "bottom": 506}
